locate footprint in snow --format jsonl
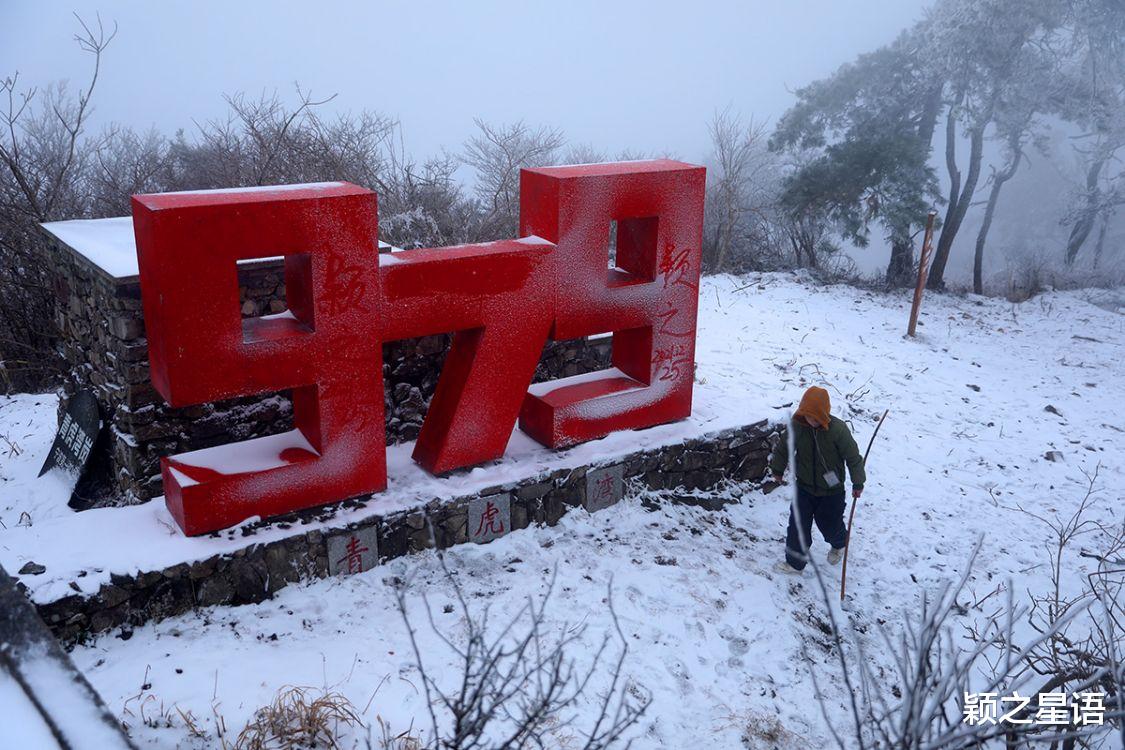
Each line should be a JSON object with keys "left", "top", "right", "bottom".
{"left": 664, "top": 657, "right": 693, "bottom": 696}
{"left": 719, "top": 626, "right": 751, "bottom": 668}
{"left": 718, "top": 625, "right": 750, "bottom": 656}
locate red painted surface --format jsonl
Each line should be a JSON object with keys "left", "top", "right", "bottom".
{"left": 518, "top": 160, "right": 706, "bottom": 447}
{"left": 134, "top": 160, "right": 704, "bottom": 536}
{"left": 133, "top": 184, "right": 385, "bottom": 536}
{"left": 380, "top": 239, "right": 555, "bottom": 474}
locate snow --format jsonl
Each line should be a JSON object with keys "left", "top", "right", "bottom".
{"left": 12, "top": 647, "right": 134, "bottom": 749}
{"left": 153, "top": 181, "right": 345, "bottom": 196}
{"left": 170, "top": 429, "right": 319, "bottom": 476}
{"left": 40, "top": 217, "right": 139, "bottom": 279}
{"left": 0, "top": 370, "right": 768, "bottom": 606}
{"left": 257, "top": 309, "right": 298, "bottom": 323}
{"left": 0, "top": 667, "right": 61, "bottom": 749}
{"left": 40, "top": 213, "right": 389, "bottom": 279}
{"left": 1, "top": 273, "right": 1123, "bottom": 747}
{"left": 526, "top": 366, "right": 632, "bottom": 397}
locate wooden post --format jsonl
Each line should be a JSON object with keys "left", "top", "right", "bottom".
{"left": 907, "top": 211, "right": 938, "bottom": 337}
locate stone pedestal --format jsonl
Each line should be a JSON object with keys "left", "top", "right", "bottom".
{"left": 28, "top": 419, "right": 779, "bottom": 645}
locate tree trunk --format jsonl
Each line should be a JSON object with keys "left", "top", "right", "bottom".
{"left": 716, "top": 192, "right": 736, "bottom": 272}
{"left": 788, "top": 220, "right": 818, "bottom": 269}
{"left": 886, "top": 235, "right": 915, "bottom": 287}
{"left": 928, "top": 115, "right": 985, "bottom": 291}
{"left": 1093, "top": 211, "right": 1109, "bottom": 269}
{"left": 973, "top": 147, "right": 1023, "bottom": 294}
{"left": 1064, "top": 156, "right": 1107, "bottom": 265}
{"left": 916, "top": 84, "right": 943, "bottom": 148}
{"left": 889, "top": 83, "right": 941, "bottom": 290}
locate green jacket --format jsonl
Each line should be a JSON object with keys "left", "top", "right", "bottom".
{"left": 769, "top": 416, "right": 866, "bottom": 496}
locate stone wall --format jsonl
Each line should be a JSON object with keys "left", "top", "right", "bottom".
{"left": 33, "top": 419, "right": 779, "bottom": 646}
{"left": 43, "top": 232, "right": 613, "bottom": 506}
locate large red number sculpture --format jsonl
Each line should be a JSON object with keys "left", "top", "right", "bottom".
{"left": 133, "top": 161, "right": 705, "bottom": 535}
{"left": 519, "top": 161, "right": 705, "bottom": 446}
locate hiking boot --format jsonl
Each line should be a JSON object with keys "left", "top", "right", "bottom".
{"left": 773, "top": 561, "right": 804, "bottom": 575}
{"left": 827, "top": 547, "right": 845, "bottom": 566}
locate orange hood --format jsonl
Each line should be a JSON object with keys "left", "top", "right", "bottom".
{"left": 795, "top": 386, "right": 831, "bottom": 429}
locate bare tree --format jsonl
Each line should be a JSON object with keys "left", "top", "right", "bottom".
{"left": 380, "top": 130, "right": 473, "bottom": 249}
{"left": 395, "top": 549, "right": 649, "bottom": 749}
{"left": 88, "top": 126, "right": 170, "bottom": 216}
{"left": 972, "top": 126, "right": 1027, "bottom": 295}
{"left": 704, "top": 109, "right": 779, "bottom": 273}
{"left": 1063, "top": 137, "right": 1125, "bottom": 266}
{"left": 1056, "top": 0, "right": 1125, "bottom": 266}
{"left": 923, "top": 0, "right": 1065, "bottom": 290}
{"left": 462, "top": 119, "right": 563, "bottom": 241}
{"left": 563, "top": 143, "right": 607, "bottom": 166}
{"left": 0, "top": 14, "right": 116, "bottom": 391}
{"left": 164, "top": 86, "right": 396, "bottom": 193}
{"left": 805, "top": 470, "right": 1124, "bottom": 749}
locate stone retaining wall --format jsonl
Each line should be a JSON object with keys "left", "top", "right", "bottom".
{"left": 42, "top": 231, "right": 613, "bottom": 506}
{"left": 33, "top": 419, "right": 779, "bottom": 646}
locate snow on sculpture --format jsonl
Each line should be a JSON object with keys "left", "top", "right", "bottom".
{"left": 133, "top": 160, "right": 705, "bottom": 536}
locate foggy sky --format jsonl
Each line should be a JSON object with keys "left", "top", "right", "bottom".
{"left": 22, "top": 1, "right": 1084, "bottom": 280}
{"left": 1, "top": 1, "right": 932, "bottom": 164}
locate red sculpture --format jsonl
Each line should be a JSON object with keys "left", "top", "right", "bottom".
{"left": 519, "top": 161, "right": 706, "bottom": 446}
{"left": 133, "top": 161, "right": 705, "bottom": 536}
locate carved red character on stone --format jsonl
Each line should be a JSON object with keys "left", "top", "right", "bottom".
{"left": 475, "top": 500, "right": 505, "bottom": 537}
{"left": 337, "top": 535, "right": 370, "bottom": 575}
{"left": 134, "top": 160, "right": 704, "bottom": 536}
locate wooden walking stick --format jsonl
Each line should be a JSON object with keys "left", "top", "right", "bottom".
{"left": 840, "top": 408, "right": 889, "bottom": 602}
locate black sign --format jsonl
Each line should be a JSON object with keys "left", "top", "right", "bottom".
{"left": 38, "top": 390, "right": 101, "bottom": 479}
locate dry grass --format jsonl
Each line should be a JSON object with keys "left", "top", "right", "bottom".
{"left": 233, "top": 686, "right": 363, "bottom": 750}
{"left": 714, "top": 706, "right": 808, "bottom": 749}
{"left": 371, "top": 715, "right": 425, "bottom": 750}
{"left": 117, "top": 675, "right": 424, "bottom": 749}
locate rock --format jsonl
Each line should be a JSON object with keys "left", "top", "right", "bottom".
{"left": 516, "top": 480, "right": 553, "bottom": 501}
{"left": 1044, "top": 451, "right": 1064, "bottom": 462}
{"left": 444, "top": 511, "right": 469, "bottom": 546}
{"left": 966, "top": 384, "right": 981, "bottom": 392}
{"left": 681, "top": 450, "right": 709, "bottom": 471}
{"left": 195, "top": 575, "right": 234, "bottom": 607}
{"left": 188, "top": 555, "right": 219, "bottom": 580}
{"left": 108, "top": 315, "right": 144, "bottom": 340}
{"left": 1044, "top": 404, "right": 1063, "bottom": 417}
{"left": 19, "top": 562, "right": 46, "bottom": 576}
{"left": 98, "top": 584, "right": 130, "bottom": 608}
{"left": 511, "top": 501, "right": 529, "bottom": 531}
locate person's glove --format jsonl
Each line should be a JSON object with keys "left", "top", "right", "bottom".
{"left": 852, "top": 486, "right": 863, "bottom": 499}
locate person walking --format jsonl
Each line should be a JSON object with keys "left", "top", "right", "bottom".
{"left": 769, "top": 386, "right": 865, "bottom": 575}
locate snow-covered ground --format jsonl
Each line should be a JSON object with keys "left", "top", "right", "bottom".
{"left": 2, "top": 272, "right": 1122, "bottom": 748}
